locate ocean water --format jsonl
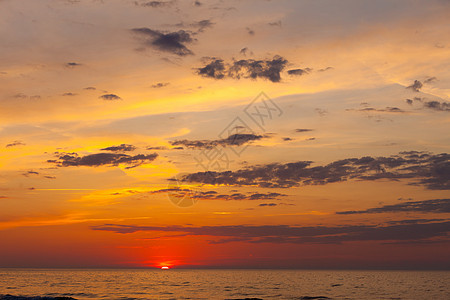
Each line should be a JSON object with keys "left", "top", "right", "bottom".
{"left": 0, "top": 269, "right": 449, "bottom": 299}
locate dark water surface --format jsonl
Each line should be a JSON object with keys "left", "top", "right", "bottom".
{"left": 0, "top": 269, "right": 449, "bottom": 299}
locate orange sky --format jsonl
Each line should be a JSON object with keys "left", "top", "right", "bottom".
{"left": 0, "top": 0, "right": 449, "bottom": 269}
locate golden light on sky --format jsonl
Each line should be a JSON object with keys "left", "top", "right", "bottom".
{"left": 0, "top": 0, "right": 449, "bottom": 269}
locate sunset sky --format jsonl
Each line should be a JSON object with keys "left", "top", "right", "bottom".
{"left": 0, "top": 0, "right": 449, "bottom": 269}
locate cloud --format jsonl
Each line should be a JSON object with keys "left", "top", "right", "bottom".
{"left": 423, "top": 101, "right": 450, "bottom": 111}
{"left": 239, "top": 47, "right": 253, "bottom": 56}
{"left": 197, "top": 59, "right": 226, "bottom": 79}
{"left": 190, "top": 20, "right": 214, "bottom": 33}
{"left": 100, "top": 144, "right": 137, "bottom": 152}
{"left": 146, "top": 146, "right": 168, "bottom": 150}
{"left": 131, "top": 28, "right": 194, "bottom": 56}
{"left": 406, "top": 80, "right": 423, "bottom": 92}
{"left": 246, "top": 27, "right": 255, "bottom": 35}
{"left": 268, "top": 21, "right": 282, "bottom": 27}
{"left": 48, "top": 152, "right": 158, "bottom": 168}
{"left": 315, "top": 108, "right": 328, "bottom": 116}
{"left": 182, "top": 151, "right": 450, "bottom": 190}
{"left": 12, "top": 94, "right": 41, "bottom": 100}
{"left": 347, "top": 107, "right": 406, "bottom": 113}
{"left": 99, "top": 94, "right": 122, "bottom": 101}
{"left": 197, "top": 56, "right": 289, "bottom": 83}
{"left": 62, "top": 92, "right": 77, "bottom": 96}
{"left": 405, "top": 97, "right": 449, "bottom": 112}
{"left": 91, "top": 220, "right": 450, "bottom": 244}
{"left": 5, "top": 140, "right": 25, "bottom": 148}
{"left": 259, "top": 203, "right": 277, "bottom": 207}
{"left": 151, "top": 82, "right": 170, "bottom": 88}
{"left": 170, "top": 133, "right": 264, "bottom": 149}
{"left": 336, "top": 199, "right": 450, "bottom": 214}
{"left": 287, "top": 68, "right": 311, "bottom": 76}
{"left": 295, "top": 129, "right": 314, "bottom": 133}
{"left": 65, "top": 62, "right": 82, "bottom": 68}
{"left": 174, "top": 19, "right": 215, "bottom": 34}
{"left": 318, "top": 67, "right": 334, "bottom": 72}
{"left": 149, "top": 188, "right": 287, "bottom": 201}
{"left": 22, "top": 170, "right": 39, "bottom": 177}
{"left": 136, "top": 1, "right": 172, "bottom": 8}
{"left": 84, "top": 87, "right": 96, "bottom": 90}
{"left": 424, "top": 77, "right": 437, "bottom": 84}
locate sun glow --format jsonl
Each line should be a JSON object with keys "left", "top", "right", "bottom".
{"left": 161, "top": 266, "right": 169, "bottom": 270}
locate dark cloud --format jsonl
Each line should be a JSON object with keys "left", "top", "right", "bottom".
{"left": 48, "top": 152, "right": 158, "bottom": 168}
{"left": 423, "top": 100, "right": 450, "bottom": 111}
{"left": 318, "top": 67, "right": 334, "bottom": 72}
{"left": 170, "top": 133, "right": 264, "bottom": 149}
{"left": 287, "top": 68, "right": 311, "bottom": 76}
{"left": 197, "top": 59, "right": 226, "bottom": 79}
{"left": 174, "top": 19, "right": 215, "bottom": 34}
{"left": 347, "top": 107, "right": 406, "bottom": 113}
{"left": 5, "top": 141, "right": 25, "bottom": 148}
{"left": 239, "top": 47, "right": 252, "bottom": 56}
{"left": 193, "top": 0, "right": 202, "bottom": 6}
{"left": 101, "top": 144, "right": 137, "bottom": 152}
{"left": 131, "top": 28, "right": 194, "bottom": 56}
{"left": 12, "top": 94, "right": 41, "bottom": 100}
{"left": 246, "top": 27, "right": 255, "bottom": 35}
{"left": 259, "top": 203, "right": 277, "bottom": 207}
{"left": 62, "top": 92, "right": 77, "bottom": 96}
{"left": 386, "top": 218, "right": 446, "bottom": 225}
{"left": 84, "top": 87, "right": 96, "bottom": 90}
{"left": 407, "top": 80, "right": 423, "bottom": 92}
{"left": 151, "top": 82, "right": 170, "bottom": 88}
{"left": 65, "top": 62, "right": 82, "bottom": 68}
{"left": 337, "top": 199, "right": 450, "bottom": 214}
{"left": 150, "top": 188, "right": 287, "bottom": 201}
{"left": 268, "top": 21, "right": 282, "bottom": 27}
{"left": 13, "top": 93, "right": 27, "bottom": 99}
{"left": 137, "top": 1, "right": 171, "bottom": 8}
{"left": 99, "top": 94, "right": 122, "bottom": 101}
{"left": 22, "top": 170, "right": 39, "bottom": 177}
{"left": 197, "top": 56, "right": 289, "bottom": 83}
{"left": 146, "top": 146, "right": 168, "bottom": 150}
{"left": 405, "top": 97, "right": 449, "bottom": 112}
{"left": 182, "top": 151, "right": 450, "bottom": 190}
{"left": 295, "top": 129, "right": 314, "bottom": 133}
{"left": 190, "top": 20, "right": 214, "bottom": 32}
{"left": 91, "top": 220, "right": 450, "bottom": 244}
{"left": 315, "top": 108, "right": 328, "bottom": 116}
{"left": 424, "top": 77, "right": 437, "bottom": 84}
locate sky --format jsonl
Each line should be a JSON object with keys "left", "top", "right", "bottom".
{"left": 0, "top": 0, "right": 449, "bottom": 269}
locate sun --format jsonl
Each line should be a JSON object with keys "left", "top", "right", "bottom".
{"left": 161, "top": 266, "right": 170, "bottom": 270}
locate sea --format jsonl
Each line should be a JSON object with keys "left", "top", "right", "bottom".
{"left": 0, "top": 269, "right": 449, "bottom": 299}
